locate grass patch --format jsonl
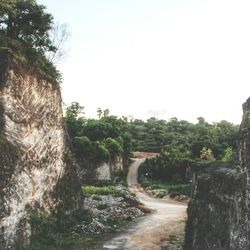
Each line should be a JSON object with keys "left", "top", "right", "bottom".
{"left": 140, "top": 180, "right": 190, "bottom": 197}
{"left": 82, "top": 185, "right": 125, "bottom": 198}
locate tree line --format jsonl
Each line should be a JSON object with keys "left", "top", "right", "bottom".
{"left": 65, "top": 102, "right": 239, "bottom": 182}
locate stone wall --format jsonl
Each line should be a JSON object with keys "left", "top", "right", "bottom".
{"left": 184, "top": 98, "right": 250, "bottom": 250}
{"left": 0, "top": 59, "right": 81, "bottom": 249}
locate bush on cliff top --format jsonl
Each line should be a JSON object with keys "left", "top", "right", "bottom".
{"left": 0, "top": 0, "right": 61, "bottom": 84}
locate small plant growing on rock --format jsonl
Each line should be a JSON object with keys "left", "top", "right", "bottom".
{"left": 97, "top": 203, "right": 108, "bottom": 210}
{"left": 92, "top": 195, "right": 102, "bottom": 201}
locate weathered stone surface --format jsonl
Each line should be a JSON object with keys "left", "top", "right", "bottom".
{"left": 78, "top": 156, "right": 124, "bottom": 183}
{"left": 184, "top": 98, "right": 250, "bottom": 250}
{"left": 95, "top": 156, "right": 123, "bottom": 181}
{"left": 0, "top": 61, "right": 81, "bottom": 249}
{"left": 82, "top": 185, "right": 144, "bottom": 234}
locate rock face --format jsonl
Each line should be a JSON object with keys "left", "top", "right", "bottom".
{"left": 95, "top": 157, "right": 123, "bottom": 181}
{"left": 184, "top": 98, "right": 250, "bottom": 250}
{"left": 0, "top": 59, "right": 81, "bottom": 249}
{"left": 78, "top": 156, "right": 124, "bottom": 182}
{"left": 238, "top": 98, "right": 250, "bottom": 209}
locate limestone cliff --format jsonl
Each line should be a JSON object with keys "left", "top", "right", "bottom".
{"left": 184, "top": 98, "right": 250, "bottom": 250}
{"left": 0, "top": 58, "right": 81, "bottom": 249}
{"left": 95, "top": 156, "right": 123, "bottom": 181}
{"left": 78, "top": 156, "right": 124, "bottom": 183}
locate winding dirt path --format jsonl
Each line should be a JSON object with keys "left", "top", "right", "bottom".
{"left": 99, "top": 158, "right": 187, "bottom": 250}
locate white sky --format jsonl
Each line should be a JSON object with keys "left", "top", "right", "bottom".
{"left": 39, "top": 0, "right": 250, "bottom": 124}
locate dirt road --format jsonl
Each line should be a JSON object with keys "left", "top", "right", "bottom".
{"left": 99, "top": 158, "right": 187, "bottom": 250}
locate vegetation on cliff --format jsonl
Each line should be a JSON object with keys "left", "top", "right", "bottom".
{"left": 65, "top": 103, "right": 133, "bottom": 181}
{"left": 0, "top": 0, "right": 61, "bottom": 84}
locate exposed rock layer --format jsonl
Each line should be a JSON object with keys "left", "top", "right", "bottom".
{"left": 0, "top": 60, "right": 80, "bottom": 249}
{"left": 78, "top": 156, "right": 124, "bottom": 183}
{"left": 185, "top": 98, "right": 250, "bottom": 250}
{"left": 95, "top": 157, "right": 123, "bottom": 181}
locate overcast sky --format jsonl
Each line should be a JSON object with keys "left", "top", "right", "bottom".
{"left": 39, "top": 0, "right": 250, "bottom": 124}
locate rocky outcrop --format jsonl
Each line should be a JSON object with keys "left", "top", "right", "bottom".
{"left": 78, "top": 156, "right": 124, "bottom": 183}
{"left": 0, "top": 58, "right": 81, "bottom": 249}
{"left": 184, "top": 98, "right": 250, "bottom": 250}
{"left": 95, "top": 157, "right": 123, "bottom": 181}
{"left": 82, "top": 185, "right": 144, "bottom": 234}
{"left": 238, "top": 98, "right": 250, "bottom": 207}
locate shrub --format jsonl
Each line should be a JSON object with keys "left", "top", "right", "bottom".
{"left": 82, "top": 186, "right": 125, "bottom": 198}
{"left": 97, "top": 203, "right": 108, "bottom": 210}
{"left": 104, "top": 137, "right": 123, "bottom": 160}
{"left": 92, "top": 195, "right": 102, "bottom": 201}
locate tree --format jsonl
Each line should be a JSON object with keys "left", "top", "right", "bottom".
{"left": 65, "top": 102, "right": 85, "bottom": 138}
{"left": 0, "top": 0, "right": 55, "bottom": 54}
{"left": 104, "top": 137, "right": 123, "bottom": 160}
{"left": 0, "top": 0, "right": 61, "bottom": 83}
{"left": 97, "top": 108, "right": 102, "bottom": 119}
{"left": 103, "top": 109, "right": 110, "bottom": 117}
{"left": 222, "top": 147, "right": 234, "bottom": 162}
{"left": 200, "top": 147, "right": 215, "bottom": 161}
{"left": 66, "top": 102, "right": 85, "bottom": 119}
{"left": 97, "top": 108, "right": 110, "bottom": 119}
{"left": 47, "top": 22, "right": 70, "bottom": 64}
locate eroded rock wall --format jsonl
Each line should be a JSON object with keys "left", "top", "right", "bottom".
{"left": 184, "top": 98, "right": 250, "bottom": 250}
{"left": 238, "top": 98, "right": 250, "bottom": 210}
{"left": 95, "top": 156, "right": 123, "bottom": 181}
{"left": 0, "top": 61, "right": 80, "bottom": 249}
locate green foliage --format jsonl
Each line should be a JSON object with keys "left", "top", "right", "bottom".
{"left": 93, "top": 141, "right": 110, "bottom": 163}
{"left": 73, "top": 137, "right": 109, "bottom": 164}
{"left": 81, "top": 185, "right": 125, "bottom": 198}
{"left": 21, "top": 209, "right": 94, "bottom": 250}
{"left": 140, "top": 180, "right": 190, "bottom": 197}
{"left": 0, "top": 0, "right": 55, "bottom": 51}
{"left": 139, "top": 154, "right": 187, "bottom": 183}
{"left": 73, "top": 136, "right": 93, "bottom": 156}
{"left": 27, "top": 213, "right": 59, "bottom": 246}
{"left": 0, "top": 0, "right": 61, "bottom": 84}
{"left": 97, "top": 108, "right": 110, "bottom": 118}
{"left": 82, "top": 119, "right": 119, "bottom": 141}
{"left": 222, "top": 147, "right": 234, "bottom": 162}
{"left": 66, "top": 102, "right": 85, "bottom": 119}
{"left": 130, "top": 117, "right": 238, "bottom": 160}
{"left": 200, "top": 147, "right": 215, "bottom": 161}
{"left": 65, "top": 101, "right": 238, "bottom": 185}
{"left": 92, "top": 195, "right": 102, "bottom": 201}
{"left": 104, "top": 137, "right": 123, "bottom": 160}
{"left": 65, "top": 103, "right": 133, "bottom": 174}
{"left": 96, "top": 202, "right": 108, "bottom": 210}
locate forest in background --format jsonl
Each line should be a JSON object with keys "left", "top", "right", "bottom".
{"left": 65, "top": 102, "right": 239, "bottom": 184}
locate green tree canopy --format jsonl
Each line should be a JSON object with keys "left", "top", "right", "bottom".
{"left": 0, "top": 0, "right": 55, "bottom": 53}
{"left": 0, "top": 0, "right": 60, "bottom": 83}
